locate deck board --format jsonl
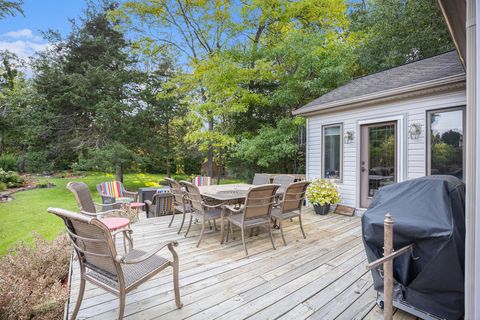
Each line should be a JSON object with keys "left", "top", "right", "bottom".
{"left": 66, "top": 208, "right": 411, "bottom": 320}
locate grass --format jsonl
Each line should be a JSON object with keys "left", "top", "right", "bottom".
{"left": 0, "top": 172, "right": 244, "bottom": 255}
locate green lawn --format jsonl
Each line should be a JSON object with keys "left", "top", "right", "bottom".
{"left": 0, "top": 172, "right": 244, "bottom": 255}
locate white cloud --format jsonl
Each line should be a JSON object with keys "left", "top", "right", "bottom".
{"left": 3, "top": 28, "right": 34, "bottom": 39}
{"left": 0, "top": 40, "right": 49, "bottom": 59}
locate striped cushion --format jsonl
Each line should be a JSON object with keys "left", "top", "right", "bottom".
{"left": 192, "top": 176, "right": 212, "bottom": 186}
{"left": 156, "top": 193, "right": 174, "bottom": 214}
{"left": 99, "top": 181, "right": 124, "bottom": 198}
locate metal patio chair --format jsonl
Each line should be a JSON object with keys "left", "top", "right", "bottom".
{"left": 252, "top": 173, "right": 271, "bottom": 185}
{"left": 144, "top": 189, "right": 174, "bottom": 218}
{"left": 272, "top": 174, "right": 295, "bottom": 195}
{"left": 165, "top": 177, "right": 192, "bottom": 234}
{"left": 48, "top": 208, "right": 182, "bottom": 320}
{"left": 271, "top": 181, "right": 310, "bottom": 246}
{"left": 180, "top": 181, "right": 225, "bottom": 248}
{"left": 224, "top": 184, "right": 280, "bottom": 256}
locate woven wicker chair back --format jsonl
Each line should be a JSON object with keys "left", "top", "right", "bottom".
{"left": 67, "top": 182, "right": 97, "bottom": 213}
{"left": 192, "top": 176, "right": 212, "bottom": 187}
{"left": 180, "top": 181, "right": 204, "bottom": 213}
{"left": 272, "top": 175, "right": 295, "bottom": 189}
{"left": 252, "top": 173, "right": 271, "bottom": 185}
{"left": 243, "top": 184, "right": 280, "bottom": 220}
{"left": 282, "top": 181, "right": 310, "bottom": 212}
{"left": 48, "top": 208, "right": 120, "bottom": 280}
{"left": 165, "top": 177, "right": 184, "bottom": 204}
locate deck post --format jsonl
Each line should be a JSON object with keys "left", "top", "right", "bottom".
{"left": 384, "top": 213, "right": 394, "bottom": 320}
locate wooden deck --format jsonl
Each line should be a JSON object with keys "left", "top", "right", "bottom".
{"left": 67, "top": 208, "right": 417, "bottom": 320}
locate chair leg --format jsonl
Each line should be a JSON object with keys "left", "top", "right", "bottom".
{"left": 173, "top": 258, "right": 183, "bottom": 309}
{"left": 168, "top": 210, "right": 175, "bottom": 227}
{"left": 70, "top": 278, "right": 85, "bottom": 320}
{"left": 231, "top": 221, "right": 235, "bottom": 240}
{"left": 118, "top": 292, "right": 125, "bottom": 320}
{"left": 213, "top": 219, "right": 218, "bottom": 231}
{"left": 208, "top": 220, "right": 212, "bottom": 230}
{"left": 268, "top": 223, "right": 276, "bottom": 250}
{"left": 241, "top": 227, "right": 248, "bottom": 256}
{"left": 184, "top": 215, "right": 193, "bottom": 238}
{"left": 178, "top": 212, "right": 187, "bottom": 235}
{"left": 279, "top": 219, "right": 287, "bottom": 246}
{"left": 197, "top": 218, "right": 206, "bottom": 248}
{"left": 299, "top": 215, "right": 306, "bottom": 239}
{"left": 226, "top": 220, "right": 230, "bottom": 242}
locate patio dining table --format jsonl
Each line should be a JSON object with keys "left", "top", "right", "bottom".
{"left": 197, "top": 183, "right": 283, "bottom": 244}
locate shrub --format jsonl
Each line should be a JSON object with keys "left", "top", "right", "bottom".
{"left": 0, "top": 182, "right": 6, "bottom": 191}
{"left": 0, "top": 169, "right": 25, "bottom": 188}
{"left": 306, "top": 179, "right": 341, "bottom": 206}
{"left": 0, "top": 234, "right": 70, "bottom": 320}
{"left": 0, "top": 154, "right": 17, "bottom": 172}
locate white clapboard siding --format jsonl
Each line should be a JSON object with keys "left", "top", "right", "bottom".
{"left": 306, "top": 89, "right": 466, "bottom": 208}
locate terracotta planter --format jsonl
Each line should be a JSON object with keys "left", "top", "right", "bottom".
{"left": 313, "top": 203, "right": 331, "bottom": 215}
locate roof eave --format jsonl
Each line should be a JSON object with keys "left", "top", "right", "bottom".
{"left": 293, "top": 73, "right": 466, "bottom": 117}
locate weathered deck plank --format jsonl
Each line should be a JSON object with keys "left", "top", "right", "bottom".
{"left": 66, "top": 208, "right": 408, "bottom": 320}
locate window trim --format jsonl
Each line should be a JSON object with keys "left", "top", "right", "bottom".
{"left": 426, "top": 106, "right": 466, "bottom": 178}
{"left": 322, "top": 123, "right": 343, "bottom": 182}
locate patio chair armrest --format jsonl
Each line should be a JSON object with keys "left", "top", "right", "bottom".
{"left": 224, "top": 204, "right": 242, "bottom": 213}
{"left": 116, "top": 241, "right": 178, "bottom": 264}
{"left": 144, "top": 200, "right": 152, "bottom": 206}
{"left": 110, "top": 227, "right": 133, "bottom": 238}
{"left": 101, "top": 209, "right": 128, "bottom": 217}
{"left": 80, "top": 210, "right": 104, "bottom": 217}
{"left": 123, "top": 190, "right": 138, "bottom": 201}
{"left": 202, "top": 201, "right": 227, "bottom": 209}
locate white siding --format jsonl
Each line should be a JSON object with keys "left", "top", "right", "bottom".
{"left": 306, "top": 89, "right": 466, "bottom": 208}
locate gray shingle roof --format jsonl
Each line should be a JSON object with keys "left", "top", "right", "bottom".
{"left": 294, "top": 50, "right": 465, "bottom": 115}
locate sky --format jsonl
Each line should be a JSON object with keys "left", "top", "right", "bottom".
{"left": 0, "top": 0, "right": 86, "bottom": 59}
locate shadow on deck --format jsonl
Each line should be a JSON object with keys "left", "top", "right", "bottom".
{"left": 66, "top": 208, "right": 417, "bottom": 320}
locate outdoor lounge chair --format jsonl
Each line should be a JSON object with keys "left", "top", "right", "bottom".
{"left": 67, "top": 181, "right": 134, "bottom": 250}
{"left": 165, "top": 177, "right": 191, "bottom": 234}
{"left": 224, "top": 184, "right": 280, "bottom": 256}
{"left": 252, "top": 173, "right": 271, "bottom": 185}
{"left": 192, "top": 176, "right": 213, "bottom": 186}
{"left": 271, "top": 181, "right": 310, "bottom": 246}
{"left": 144, "top": 189, "right": 174, "bottom": 218}
{"left": 47, "top": 208, "right": 182, "bottom": 320}
{"left": 96, "top": 181, "right": 138, "bottom": 206}
{"left": 180, "top": 181, "right": 225, "bottom": 248}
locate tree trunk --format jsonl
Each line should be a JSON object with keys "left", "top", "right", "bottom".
{"left": 207, "top": 115, "right": 214, "bottom": 178}
{"left": 115, "top": 163, "right": 123, "bottom": 183}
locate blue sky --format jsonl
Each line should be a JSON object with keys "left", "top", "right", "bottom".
{"left": 0, "top": 0, "right": 86, "bottom": 59}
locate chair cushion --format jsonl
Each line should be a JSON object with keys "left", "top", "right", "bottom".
{"left": 100, "top": 181, "right": 124, "bottom": 198}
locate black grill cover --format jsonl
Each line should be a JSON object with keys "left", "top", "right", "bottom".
{"left": 362, "top": 175, "right": 465, "bottom": 319}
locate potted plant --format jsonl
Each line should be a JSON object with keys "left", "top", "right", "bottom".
{"left": 306, "top": 178, "right": 341, "bottom": 215}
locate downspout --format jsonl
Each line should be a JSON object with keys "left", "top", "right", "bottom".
{"left": 466, "top": 0, "right": 478, "bottom": 319}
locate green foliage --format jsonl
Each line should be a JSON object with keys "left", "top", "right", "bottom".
{"left": 0, "top": 153, "right": 16, "bottom": 171}
{"left": 22, "top": 151, "right": 53, "bottom": 173}
{"left": 306, "top": 178, "right": 341, "bottom": 206}
{"left": 349, "top": 0, "right": 454, "bottom": 74}
{"left": 235, "top": 117, "right": 305, "bottom": 173}
{"left": 0, "top": 182, "right": 6, "bottom": 191}
{"left": 0, "top": 0, "right": 23, "bottom": 19}
{"left": 0, "top": 169, "right": 24, "bottom": 187}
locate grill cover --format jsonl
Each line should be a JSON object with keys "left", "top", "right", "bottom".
{"left": 362, "top": 175, "right": 465, "bottom": 319}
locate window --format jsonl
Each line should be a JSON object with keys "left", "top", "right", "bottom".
{"left": 427, "top": 107, "right": 465, "bottom": 181}
{"left": 322, "top": 124, "right": 342, "bottom": 180}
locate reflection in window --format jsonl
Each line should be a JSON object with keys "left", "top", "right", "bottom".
{"left": 323, "top": 125, "right": 341, "bottom": 180}
{"left": 429, "top": 108, "right": 464, "bottom": 180}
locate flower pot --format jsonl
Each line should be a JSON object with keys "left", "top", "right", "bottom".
{"left": 313, "top": 203, "right": 331, "bottom": 215}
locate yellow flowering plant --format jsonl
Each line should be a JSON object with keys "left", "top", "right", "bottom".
{"left": 306, "top": 178, "right": 341, "bottom": 206}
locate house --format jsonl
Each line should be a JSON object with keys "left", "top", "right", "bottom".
{"left": 293, "top": 50, "right": 465, "bottom": 209}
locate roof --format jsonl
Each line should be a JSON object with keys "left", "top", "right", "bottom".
{"left": 293, "top": 50, "right": 465, "bottom": 116}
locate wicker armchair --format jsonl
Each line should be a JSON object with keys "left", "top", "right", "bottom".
{"left": 252, "top": 173, "right": 271, "bottom": 185}
{"left": 144, "top": 189, "right": 174, "bottom": 218}
{"left": 48, "top": 208, "right": 182, "bottom": 320}
{"left": 271, "top": 181, "right": 310, "bottom": 246}
{"left": 180, "top": 181, "right": 225, "bottom": 248}
{"left": 67, "top": 182, "right": 133, "bottom": 250}
{"left": 192, "top": 176, "right": 213, "bottom": 186}
{"left": 164, "top": 177, "right": 191, "bottom": 234}
{"left": 96, "top": 181, "right": 138, "bottom": 206}
{"left": 224, "top": 184, "right": 280, "bottom": 256}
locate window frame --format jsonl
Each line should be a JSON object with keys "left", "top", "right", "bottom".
{"left": 322, "top": 123, "right": 343, "bottom": 182}
{"left": 426, "top": 106, "right": 466, "bottom": 179}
